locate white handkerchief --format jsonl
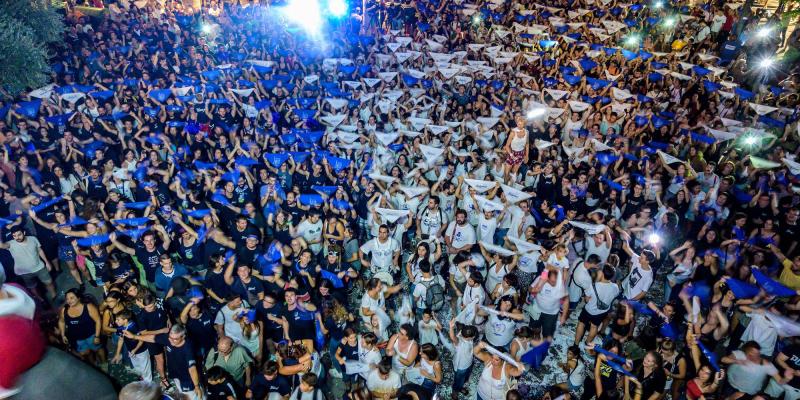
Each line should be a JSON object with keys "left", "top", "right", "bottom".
{"left": 500, "top": 184, "right": 533, "bottom": 203}
{"left": 454, "top": 75, "right": 473, "bottom": 85}
{"left": 481, "top": 241, "right": 516, "bottom": 256}
{"left": 395, "top": 52, "right": 413, "bottom": 63}
{"left": 450, "top": 147, "right": 472, "bottom": 157}
{"left": 61, "top": 92, "right": 86, "bottom": 103}
{"left": 29, "top": 84, "right": 56, "bottom": 99}
{"left": 719, "top": 117, "right": 742, "bottom": 127}
{"left": 476, "top": 195, "right": 504, "bottom": 212}
{"left": 363, "top": 78, "right": 382, "bottom": 87}
{"left": 427, "top": 125, "right": 449, "bottom": 135}
{"left": 425, "top": 39, "right": 444, "bottom": 51}
{"left": 467, "top": 43, "right": 485, "bottom": 52}
{"left": 386, "top": 42, "right": 402, "bottom": 52}
{"left": 465, "top": 179, "right": 497, "bottom": 193}
{"left": 335, "top": 130, "right": 361, "bottom": 143}
{"left": 545, "top": 89, "right": 569, "bottom": 100}
{"left": 704, "top": 126, "right": 737, "bottom": 142}
{"left": 327, "top": 98, "right": 349, "bottom": 110}
{"left": 670, "top": 72, "right": 691, "bottom": 80}
{"left": 749, "top": 103, "right": 778, "bottom": 116}
{"left": 375, "top": 208, "right": 410, "bottom": 223}
{"left": 569, "top": 221, "right": 606, "bottom": 234}
{"left": 782, "top": 158, "right": 800, "bottom": 175}
{"left": 399, "top": 185, "right": 430, "bottom": 198}
{"left": 408, "top": 117, "right": 432, "bottom": 131}
{"left": 378, "top": 72, "right": 398, "bottom": 82}
{"left": 304, "top": 74, "right": 319, "bottom": 84}
{"left": 374, "top": 132, "right": 400, "bottom": 146}
{"left": 749, "top": 156, "right": 781, "bottom": 169}
{"left": 591, "top": 139, "right": 612, "bottom": 151}
{"left": 368, "top": 173, "right": 397, "bottom": 184}
{"left": 506, "top": 235, "right": 543, "bottom": 253}
{"left": 477, "top": 117, "right": 500, "bottom": 128}
{"left": 230, "top": 88, "right": 254, "bottom": 97}
{"left": 569, "top": 100, "right": 592, "bottom": 112}
{"left": 439, "top": 68, "right": 460, "bottom": 79}
{"left": 535, "top": 139, "right": 556, "bottom": 150}
{"left": 611, "top": 87, "right": 633, "bottom": 101}
{"left": 343, "top": 80, "right": 362, "bottom": 90}
{"left": 419, "top": 144, "right": 445, "bottom": 165}
{"left": 172, "top": 86, "right": 192, "bottom": 96}
{"left": 399, "top": 129, "right": 423, "bottom": 138}
{"left": 657, "top": 150, "right": 684, "bottom": 165}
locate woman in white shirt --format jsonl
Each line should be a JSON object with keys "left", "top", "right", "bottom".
{"left": 473, "top": 341, "right": 526, "bottom": 400}
{"left": 479, "top": 296, "right": 525, "bottom": 351}
{"left": 385, "top": 323, "right": 419, "bottom": 379}
{"left": 417, "top": 343, "right": 443, "bottom": 392}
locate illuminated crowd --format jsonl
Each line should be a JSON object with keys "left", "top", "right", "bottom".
{"left": 1, "top": 0, "right": 800, "bottom": 399}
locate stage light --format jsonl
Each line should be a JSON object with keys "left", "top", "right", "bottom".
{"left": 756, "top": 26, "right": 771, "bottom": 39}
{"left": 527, "top": 108, "right": 546, "bottom": 119}
{"left": 648, "top": 233, "right": 661, "bottom": 245}
{"left": 744, "top": 135, "right": 757, "bottom": 146}
{"left": 664, "top": 17, "right": 676, "bottom": 27}
{"left": 282, "top": 0, "right": 323, "bottom": 36}
{"left": 473, "top": 15, "right": 483, "bottom": 25}
{"left": 758, "top": 57, "right": 774, "bottom": 69}
{"left": 625, "top": 35, "right": 640, "bottom": 46}
{"left": 654, "top": 1, "right": 663, "bottom": 8}
{"left": 201, "top": 23, "right": 213, "bottom": 34}
{"left": 328, "top": 0, "right": 348, "bottom": 18}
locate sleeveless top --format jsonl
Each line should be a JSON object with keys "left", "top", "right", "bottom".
{"left": 513, "top": 338, "right": 530, "bottom": 361}
{"left": 485, "top": 263, "right": 509, "bottom": 295}
{"left": 391, "top": 338, "right": 415, "bottom": 374}
{"left": 477, "top": 361, "right": 510, "bottom": 400}
{"left": 64, "top": 304, "right": 95, "bottom": 342}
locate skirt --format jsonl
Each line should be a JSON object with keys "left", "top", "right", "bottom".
{"left": 505, "top": 149, "right": 526, "bottom": 167}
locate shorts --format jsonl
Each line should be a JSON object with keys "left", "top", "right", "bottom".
{"left": 533, "top": 312, "right": 559, "bottom": 338}
{"left": 579, "top": 309, "right": 608, "bottom": 327}
{"left": 59, "top": 245, "right": 76, "bottom": 262}
{"left": 75, "top": 335, "right": 101, "bottom": 353}
{"left": 19, "top": 268, "right": 52, "bottom": 288}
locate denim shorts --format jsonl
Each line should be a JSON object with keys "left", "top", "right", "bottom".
{"left": 75, "top": 335, "right": 101, "bottom": 353}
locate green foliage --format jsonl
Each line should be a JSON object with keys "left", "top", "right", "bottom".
{"left": 0, "top": 0, "right": 64, "bottom": 95}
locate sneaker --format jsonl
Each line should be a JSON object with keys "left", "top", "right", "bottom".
{"left": 329, "top": 368, "right": 342, "bottom": 379}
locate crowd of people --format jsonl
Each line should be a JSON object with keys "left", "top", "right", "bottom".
{"left": 1, "top": 0, "right": 800, "bottom": 399}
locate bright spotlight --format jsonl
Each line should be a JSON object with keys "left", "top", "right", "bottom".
{"left": 328, "top": 0, "right": 348, "bottom": 17}
{"left": 282, "top": 0, "right": 323, "bottom": 36}
{"left": 756, "top": 26, "right": 772, "bottom": 39}
{"left": 744, "top": 135, "right": 758, "bottom": 146}
{"left": 626, "top": 35, "right": 640, "bottom": 46}
{"left": 648, "top": 233, "right": 661, "bottom": 245}
{"left": 654, "top": 1, "right": 663, "bottom": 8}
{"left": 473, "top": 15, "right": 483, "bottom": 25}
{"left": 527, "top": 108, "right": 546, "bottom": 119}
{"left": 758, "top": 57, "right": 774, "bottom": 69}
{"left": 664, "top": 17, "right": 676, "bottom": 27}
{"left": 201, "top": 23, "right": 213, "bottom": 34}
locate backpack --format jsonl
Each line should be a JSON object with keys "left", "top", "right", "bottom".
{"left": 421, "top": 277, "right": 446, "bottom": 311}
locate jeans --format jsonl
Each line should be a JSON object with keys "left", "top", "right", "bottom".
{"left": 453, "top": 365, "right": 473, "bottom": 392}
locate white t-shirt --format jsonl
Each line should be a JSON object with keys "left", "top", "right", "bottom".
{"left": 461, "top": 284, "right": 485, "bottom": 309}
{"left": 741, "top": 312, "right": 778, "bottom": 357}
{"left": 453, "top": 336, "right": 474, "bottom": 370}
{"left": 584, "top": 281, "right": 620, "bottom": 315}
{"left": 366, "top": 369, "right": 401, "bottom": 397}
{"left": 360, "top": 237, "right": 400, "bottom": 273}
{"left": 546, "top": 254, "right": 570, "bottom": 271}
{"left": 534, "top": 271, "right": 567, "bottom": 315}
{"left": 418, "top": 206, "right": 446, "bottom": 237}
{"left": 622, "top": 257, "right": 653, "bottom": 300}
{"left": 569, "top": 261, "right": 593, "bottom": 303}
{"left": 8, "top": 237, "right": 46, "bottom": 275}
{"left": 296, "top": 219, "right": 323, "bottom": 253}
{"left": 360, "top": 290, "right": 386, "bottom": 324}
{"left": 726, "top": 350, "right": 778, "bottom": 394}
{"left": 477, "top": 214, "right": 498, "bottom": 245}
{"left": 358, "top": 344, "right": 382, "bottom": 379}
{"left": 445, "top": 221, "right": 476, "bottom": 250}
{"left": 584, "top": 237, "right": 611, "bottom": 264}
{"left": 412, "top": 275, "right": 446, "bottom": 309}
{"left": 214, "top": 304, "right": 247, "bottom": 344}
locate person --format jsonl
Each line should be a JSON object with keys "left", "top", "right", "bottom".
{"left": 214, "top": 294, "right": 249, "bottom": 345}
{"left": 575, "top": 265, "right": 620, "bottom": 346}
{"left": 247, "top": 360, "right": 292, "bottom": 400}
{"left": 385, "top": 323, "right": 419, "bottom": 380}
{"left": 366, "top": 358, "right": 401, "bottom": 400}
{"left": 529, "top": 267, "right": 569, "bottom": 340}
{"left": 111, "top": 309, "right": 153, "bottom": 382}
{"left": 58, "top": 288, "right": 103, "bottom": 364}
{"left": 359, "top": 224, "right": 401, "bottom": 279}
{"left": 288, "top": 372, "right": 327, "bottom": 400}
{"left": 123, "top": 324, "right": 204, "bottom": 400}
{"left": 721, "top": 341, "right": 786, "bottom": 397}
{"left": 472, "top": 341, "right": 526, "bottom": 400}
{"left": 556, "top": 345, "right": 585, "bottom": 394}
{"left": 204, "top": 336, "right": 253, "bottom": 390}
{"left": 416, "top": 343, "right": 443, "bottom": 394}
{"left": 118, "top": 381, "right": 163, "bottom": 400}
{"left": 205, "top": 366, "right": 238, "bottom": 400}
{"left": 448, "top": 319, "right": 477, "bottom": 399}
{"left": 0, "top": 226, "right": 56, "bottom": 301}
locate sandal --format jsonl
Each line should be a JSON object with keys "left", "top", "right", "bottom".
{"left": 160, "top": 377, "right": 172, "bottom": 390}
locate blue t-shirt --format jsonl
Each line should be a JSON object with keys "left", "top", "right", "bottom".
{"left": 154, "top": 265, "right": 189, "bottom": 293}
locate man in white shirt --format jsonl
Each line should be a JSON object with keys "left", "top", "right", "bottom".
{"left": 444, "top": 209, "right": 476, "bottom": 255}
{"left": 530, "top": 267, "right": 568, "bottom": 339}
{"left": 507, "top": 200, "right": 536, "bottom": 239}
{"left": 417, "top": 197, "right": 447, "bottom": 239}
{"left": 214, "top": 295, "right": 249, "bottom": 344}
{"left": 722, "top": 341, "right": 785, "bottom": 396}
{"left": 359, "top": 225, "right": 401, "bottom": 276}
{"left": 620, "top": 236, "right": 655, "bottom": 301}
{"left": 359, "top": 278, "right": 402, "bottom": 325}
{"left": 574, "top": 265, "right": 620, "bottom": 346}
{"left": 568, "top": 254, "right": 602, "bottom": 309}
{"left": 294, "top": 211, "right": 323, "bottom": 255}
{"left": 740, "top": 307, "right": 779, "bottom": 358}
{"left": 0, "top": 227, "right": 56, "bottom": 300}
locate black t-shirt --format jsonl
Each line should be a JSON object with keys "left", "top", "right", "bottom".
{"left": 137, "top": 306, "right": 168, "bottom": 332}
{"left": 780, "top": 344, "right": 800, "bottom": 387}
{"left": 633, "top": 360, "right": 667, "bottom": 399}
{"left": 236, "top": 243, "right": 262, "bottom": 268}
{"left": 207, "top": 380, "right": 237, "bottom": 400}
{"left": 135, "top": 245, "right": 164, "bottom": 282}
{"left": 204, "top": 269, "right": 231, "bottom": 304}
{"left": 231, "top": 276, "right": 265, "bottom": 306}
{"left": 185, "top": 311, "right": 217, "bottom": 355}
{"left": 120, "top": 324, "right": 148, "bottom": 355}
{"left": 284, "top": 307, "right": 316, "bottom": 341}
{"left": 154, "top": 334, "right": 197, "bottom": 390}
{"left": 249, "top": 374, "right": 291, "bottom": 400}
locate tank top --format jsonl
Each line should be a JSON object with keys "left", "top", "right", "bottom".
{"left": 64, "top": 304, "right": 95, "bottom": 342}
{"left": 484, "top": 313, "right": 517, "bottom": 348}
{"left": 477, "top": 361, "right": 510, "bottom": 400}
{"left": 485, "top": 263, "right": 509, "bottom": 295}
{"left": 89, "top": 249, "right": 109, "bottom": 278}
{"left": 568, "top": 360, "right": 586, "bottom": 387}
{"left": 392, "top": 338, "right": 415, "bottom": 374}
{"left": 510, "top": 130, "right": 527, "bottom": 152}
{"left": 513, "top": 338, "right": 530, "bottom": 361}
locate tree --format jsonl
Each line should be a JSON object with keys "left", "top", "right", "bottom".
{"left": 0, "top": 0, "right": 64, "bottom": 95}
